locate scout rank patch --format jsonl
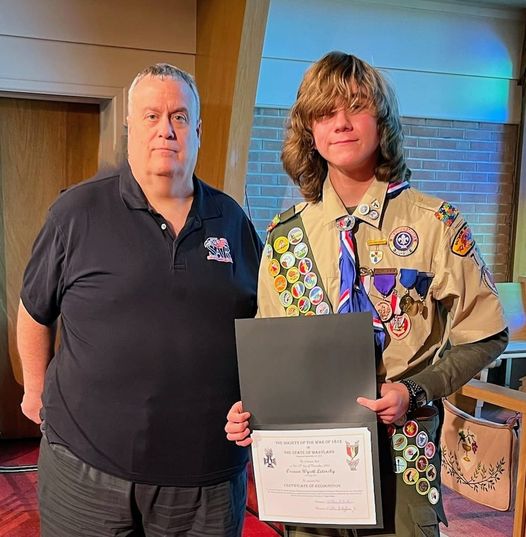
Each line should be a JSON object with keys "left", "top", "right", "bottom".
{"left": 434, "top": 201, "right": 459, "bottom": 227}
{"left": 389, "top": 418, "right": 440, "bottom": 505}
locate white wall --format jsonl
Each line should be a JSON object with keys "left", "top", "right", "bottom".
{"left": 0, "top": 0, "right": 196, "bottom": 166}
{"left": 257, "top": 0, "right": 525, "bottom": 123}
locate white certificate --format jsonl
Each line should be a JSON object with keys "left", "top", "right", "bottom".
{"left": 251, "top": 428, "right": 377, "bottom": 526}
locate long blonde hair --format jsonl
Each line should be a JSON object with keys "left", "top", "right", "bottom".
{"left": 282, "top": 51, "right": 410, "bottom": 202}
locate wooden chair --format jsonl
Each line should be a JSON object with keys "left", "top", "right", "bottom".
{"left": 474, "top": 282, "right": 526, "bottom": 418}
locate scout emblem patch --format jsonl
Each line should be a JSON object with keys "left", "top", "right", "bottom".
{"left": 369, "top": 250, "right": 383, "bottom": 265}
{"left": 434, "top": 202, "right": 459, "bottom": 227}
{"left": 482, "top": 265, "right": 498, "bottom": 295}
{"left": 204, "top": 237, "right": 233, "bottom": 263}
{"left": 451, "top": 223, "right": 475, "bottom": 256}
{"left": 388, "top": 227, "right": 419, "bottom": 257}
{"left": 389, "top": 313, "right": 411, "bottom": 340}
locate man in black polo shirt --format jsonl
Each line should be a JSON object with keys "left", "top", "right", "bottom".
{"left": 17, "top": 63, "right": 261, "bottom": 536}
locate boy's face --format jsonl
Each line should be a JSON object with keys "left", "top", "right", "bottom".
{"left": 311, "top": 101, "right": 380, "bottom": 180}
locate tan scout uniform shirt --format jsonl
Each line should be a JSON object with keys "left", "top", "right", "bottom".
{"left": 258, "top": 177, "right": 506, "bottom": 390}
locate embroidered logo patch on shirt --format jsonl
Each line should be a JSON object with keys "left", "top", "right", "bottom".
{"left": 451, "top": 224, "right": 475, "bottom": 257}
{"left": 204, "top": 237, "right": 233, "bottom": 263}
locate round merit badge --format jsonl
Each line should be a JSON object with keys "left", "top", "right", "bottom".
{"left": 403, "top": 420, "right": 418, "bottom": 438}
{"left": 286, "top": 266, "right": 300, "bottom": 284}
{"left": 293, "top": 242, "right": 308, "bottom": 259}
{"left": 416, "top": 455, "right": 428, "bottom": 472}
{"left": 403, "top": 468, "right": 419, "bottom": 486}
{"left": 424, "top": 441, "right": 436, "bottom": 459}
{"left": 286, "top": 304, "right": 299, "bottom": 317}
{"left": 273, "top": 236, "right": 289, "bottom": 254}
{"left": 298, "top": 296, "right": 311, "bottom": 314}
{"left": 403, "top": 445, "right": 419, "bottom": 462}
{"left": 280, "top": 252, "right": 295, "bottom": 269}
{"left": 279, "top": 290, "right": 293, "bottom": 307}
{"left": 416, "top": 431, "right": 428, "bottom": 448}
{"left": 416, "top": 478, "right": 431, "bottom": 496}
{"left": 309, "top": 286, "right": 324, "bottom": 305}
{"left": 264, "top": 243, "right": 273, "bottom": 259}
{"left": 288, "top": 227, "right": 303, "bottom": 245}
{"left": 388, "top": 226, "right": 419, "bottom": 257}
{"left": 291, "top": 281, "right": 305, "bottom": 299}
{"left": 426, "top": 464, "right": 437, "bottom": 482}
{"left": 274, "top": 275, "right": 287, "bottom": 293}
{"left": 268, "top": 258, "right": 280, "bottom": 277}
{"left": 428, "top": 487, "right": 440, "bottom": 505}
{"left": 316, "top": 302, "right": 330, "bottom": 315}
{"left": 392, "top": 434, "right": 407, "bottom": 451}
{"left": 298, "top": 258, "right": 313, "bottom": 274}
{"left": 304, "top": 272, "right": 318, "bottom": 289}
{"left": 394, "top": 456, "right": 407, "bottom": 474}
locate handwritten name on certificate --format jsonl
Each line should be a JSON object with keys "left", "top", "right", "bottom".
{"left": 251, "top": 428, "right": 376, "bottom": 526}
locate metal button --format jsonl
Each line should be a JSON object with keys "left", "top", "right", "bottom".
{"left": 161, "top": 223, "right": 167, "bottom": 230}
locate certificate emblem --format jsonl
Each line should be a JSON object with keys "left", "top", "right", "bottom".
{"left": 263, "top": 448, "right": 276, "bottom": 468}
{"left": 388, "top": 227, "right": 418, "bottom": 257}
{"left": 345, "top": 440, "right": 360, "bottom": 471}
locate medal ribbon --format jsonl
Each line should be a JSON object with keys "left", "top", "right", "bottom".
{"left": 400, "top": 268, "right": 418, "bottom": 289}
{"left": 338, "top": 227, "right": 385, "bottom": 351}
{"left": 415, "top": 272, "right": 433, "bottom": 299}
{"left": 373, "top": 273, "right": 396, "bottom": 297}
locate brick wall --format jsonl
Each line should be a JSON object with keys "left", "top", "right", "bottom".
{"left": 245, "top": 107, "right": 518, "bottom": 282}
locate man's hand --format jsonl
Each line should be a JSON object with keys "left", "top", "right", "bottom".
{"left": 21, "top": 390, "right": 43, "bottom": 424}
{"left": 225, "top": 401, "right": 252, "bottom": 447}
{"left": 356, "top": 382, "right": 410, "bottom": 424}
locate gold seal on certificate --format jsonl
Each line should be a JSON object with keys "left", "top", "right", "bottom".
{"left": 251, "top": 428, "right": 377, "bottom": 526}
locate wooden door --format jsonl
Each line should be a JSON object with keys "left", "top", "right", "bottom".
{"left": 0, "top": 97, "right": 99, "bottom": 438}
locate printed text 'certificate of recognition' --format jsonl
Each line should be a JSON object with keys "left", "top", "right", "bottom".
{"left": 251, "top": 428, "right": 376, "bottom": 526}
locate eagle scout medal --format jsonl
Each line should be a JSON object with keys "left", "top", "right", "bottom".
{"left": 389, "top": 227, "right": 419, "bottom": 257}
{"left": 286, "top": 266, "right": 300, "bottom": 284}
{"left": 273, "top": 236, "right": 289, "bottom": 254}
{"left": 298, "top": 296, "right": 311, "bottom": 314}
{"left": 279, "top": 290, "right": 293, "bottom": 307}
{"left": 288, "top": 227, "right": 303, "bottom": 245}
{"left": 298, "top": 258, "right": 312, "bottom": 274}
{"left": 274, "top": 275, "right": 287, "bottom": 293}
{"left": 389, "top": 313, "right": 411, "bottom": 340}
{"left": 315, "top": 302, "right": 330, "bottom": 315}
{"left": 293, "top": 242, "right": 308, "bottom": 259}
{"left": 268, "top": 259, "right": 280, "bottom": 277}
{"left": 375, "top": 300, "right": 393, "bottom": 322}
{"left": 291, "top": 281, "right": 305, "bottom": 298}
{"left": 416, "top": 478, "right": 431, "bottom": 496}
{"left": 428, "top": 487, "right": 440, "bottom": 505}
{"left": 304, "top": 272, "right": 317, "bottom": 289}
{"left": 451, "top": 223, "right": 475, "bottom": 256}
{"left": 280, "top": 252, "right": 295, "bottom": 269}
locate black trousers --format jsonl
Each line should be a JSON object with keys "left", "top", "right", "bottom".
{"left": 38, "top": 436, "right": 247, "bottom": 537}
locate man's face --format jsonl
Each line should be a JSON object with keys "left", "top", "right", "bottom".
{"left": 127, "top": 76, "right": 201, "bottom": 183}
{"left": 311, "top": 102, "right": 380, "bottom": 180}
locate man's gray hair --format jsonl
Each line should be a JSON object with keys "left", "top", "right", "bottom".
{"left": 128, "top": 63, "right": 201, "bottom": 119}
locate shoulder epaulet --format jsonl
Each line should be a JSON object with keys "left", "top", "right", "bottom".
{"left": 266, "top": 202, "right": 308, "bottom": 232}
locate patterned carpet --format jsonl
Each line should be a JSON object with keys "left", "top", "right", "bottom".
{"left": 0, "top": 439, "right": 514, "bottom": 537}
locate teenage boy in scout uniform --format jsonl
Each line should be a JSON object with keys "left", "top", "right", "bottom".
{"left": 225, "top": 51, "right": 508, "bottom": 537}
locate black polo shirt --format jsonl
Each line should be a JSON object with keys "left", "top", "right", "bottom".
{"left": 21, "top": 166, "right": 262, "bottom": 486}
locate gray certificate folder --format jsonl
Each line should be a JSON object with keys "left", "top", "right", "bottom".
{"left": 235, "top": 312, "right": 383, "bottom": 529}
